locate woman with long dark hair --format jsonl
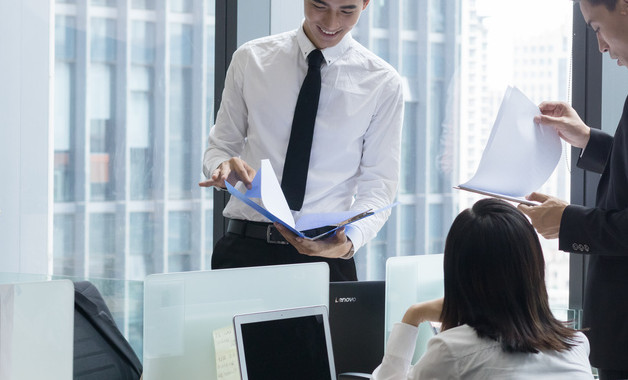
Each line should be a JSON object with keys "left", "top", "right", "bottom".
{"left": 372, "top": 199, "right": 592, "bottom": 379}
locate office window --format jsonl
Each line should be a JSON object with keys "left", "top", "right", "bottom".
{"left": 53, "top": 214, "right": 77, "bottom": 276}
{"left": 51, "top": 3, "right": 216, "bottom": 282}
{"left": 133, "top": 0, "right": 155, "bottom": 9}
{"left": 54, "top": 15, "right": 76, "bottom": 203}
{"left": 371, "top": 0, "right": 389, "bottom": 29}
{"left": 401, "top": 41, "right": 418, "bottom": 79}
{"left": 372, "top": 38, "right": 390, "bottom": 62}
{"left": 399, "top": 205, "right": 416, "bottom": 255}
{"left": 129, "top": 212, "right": 155, "bottom": 280}
{"left": 168, "top": 211, "right": 194, "bottom": 272}
{"left": 170, "top": 0, "right": 192, "bottom": 13}
{"left": 90, "top": 18, "right": 117, "bottom": 201}
{"left": 430, "top": 0, "right": 446, "bottom": 33}
{"left": 353, "top": 0, "right": 573, "bottom": 310}
{"left": 402, "top": 0, "right": 418, "bottom": 31}
{"left": 400, "top": 103, "right": 417, "bottom": 194}
{"left": 89, "top": 213, "right": 118, "bottom": 278}
{"left": 130, "top": 21, "right": 155, "bottom": 200}
{"left": 169, "top": 23, "right": 194, "bottom": 200}
{"left": 92, "top": 0, "right": 117, "bottom": 7}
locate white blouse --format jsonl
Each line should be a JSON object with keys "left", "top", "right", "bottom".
{"left": 372, "top": 323, "right": 593, "bottom": 380}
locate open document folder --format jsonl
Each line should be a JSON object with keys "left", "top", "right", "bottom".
{"left": 456, "top": 86, "right": 562, "bottom": 206}
{"left": 225, "top": 159, "right": 397, "bottom": 240}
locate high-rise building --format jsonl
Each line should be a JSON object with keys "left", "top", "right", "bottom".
{"left": 53, "top": 0, "right": 217, "bottom": 282}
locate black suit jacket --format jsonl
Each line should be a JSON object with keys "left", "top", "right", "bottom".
{"left": 73, "top": 281, "right": 143, "bottom": 379}
{"left": 560, "top": 95, "right": 628, "bottom": 369}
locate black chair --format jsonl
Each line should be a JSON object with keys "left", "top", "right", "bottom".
{"left": 73, "top": 281, "right": 143, "bottom": 380}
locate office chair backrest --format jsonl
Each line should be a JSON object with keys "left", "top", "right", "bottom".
{"left": 73, "top": 281, "right": 143, "bottom": 380}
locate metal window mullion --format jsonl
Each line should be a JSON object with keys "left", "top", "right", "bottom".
{"left": 569, "top": 2, "right": 602, "bottom": 311}
{"left": 212, "top": 0, "right": 237, "bottom": 247}
{"left": 416, "top": 0, "right": 429, "bottom": 255}
{"left": 153, "top": 0, "right": 169, "bottom": 273}
{"left": 75, "top": 1, "right": 90, "bottom": 277}
{"left": 115, "top": 0, "right": 130, "bottom": 281}
{"left": 190, "top": 0, "right": 207, "bottom": 271}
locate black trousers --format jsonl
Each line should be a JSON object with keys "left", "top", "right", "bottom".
{"left": 598, "top": 369, "right": 628, "bottom": 380}
{"left": 211, "top": 232, "right": 358, "bottom": 282}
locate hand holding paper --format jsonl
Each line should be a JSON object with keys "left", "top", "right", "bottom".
{"left": 226, "top": 159, "right": 396, "bottom": 240}
{"left": 457, "top": 86, "right": 562, "bottom": 205}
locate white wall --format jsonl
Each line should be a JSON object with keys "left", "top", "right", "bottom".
{"left": 0, "top": 0, "right": 53, "bottom": 274}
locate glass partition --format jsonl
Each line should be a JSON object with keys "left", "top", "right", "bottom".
{"left": 0, "top": 280, "right": 74, "bottom": 379}
{"left": 143, "top": 263, "right": 329, "bottom": 380}
{"left": 0, "top": 272, "right": 144, "bottom": 360}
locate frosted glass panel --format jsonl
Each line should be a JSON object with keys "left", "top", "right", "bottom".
{"left": 0, "top": 280, "right": 74, "bottom": 380}
{"left": 385, "top": 254, "right": 444, "bottom": 363}
{"left": 143, "top": 263, "right": 329, "bottom": 380}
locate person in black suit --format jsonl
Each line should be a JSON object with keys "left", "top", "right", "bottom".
{"left": 518, "top": 1, "right": 628, "bottom": 379}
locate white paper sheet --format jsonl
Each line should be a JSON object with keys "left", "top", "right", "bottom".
{"left": 460, "top": 86, "right": 561, "bottom": 198}
{"left": 213, "top": 325, "right": 241, "bottom": 380}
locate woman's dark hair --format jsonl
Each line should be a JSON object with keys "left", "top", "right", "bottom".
{"left": 440, "top": 198, "right": 577, "bottom": 353}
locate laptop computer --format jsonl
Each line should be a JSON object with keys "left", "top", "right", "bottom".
{"left": 329, "top": 281, "right": 385, "bottom": 376}
{"left": 233, "top": 305, "right": 337, "bottom": 380}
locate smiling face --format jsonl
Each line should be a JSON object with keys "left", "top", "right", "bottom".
{"left": 303, "top": 0, "right": 370, "bottom": 49}
{"left": 581, "top": 0, "right": 628, "bottom": 67}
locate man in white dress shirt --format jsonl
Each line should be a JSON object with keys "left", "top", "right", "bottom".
{"left": 199, "top": 0, "right": 403, "bottom": 281}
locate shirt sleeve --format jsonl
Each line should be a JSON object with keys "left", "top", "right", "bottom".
{"left": 371, "top": 323, "right": 419, "bottom": 380}
{"left": 344, "top": 71, "right": 404, "bottom": 253}
{"left": 372, "top": 323, "right": 459, "bottom": 380}
{"left": 202, "top": 45, "right": 251, "bottom": 178}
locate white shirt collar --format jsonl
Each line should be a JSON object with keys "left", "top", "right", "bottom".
{"left": 296, "top": 21, "right": 354, "bottom": 66}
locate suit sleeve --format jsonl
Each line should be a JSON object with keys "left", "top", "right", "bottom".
{"left": 559, "top": 127, "right": 628, "bottom": 256}
{"left": 576, "top": 128, "right": 613, "bottom": 174}
{"left": 559, "top": 205, "right": 628, "bottom": 255}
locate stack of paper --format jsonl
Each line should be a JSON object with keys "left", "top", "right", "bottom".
{"left": 457, "top": 86, "right": 562, "bottom": 205}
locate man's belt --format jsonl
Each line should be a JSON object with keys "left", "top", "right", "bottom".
{"left": 226, "top": 219, "right": 334, "bottom": 245}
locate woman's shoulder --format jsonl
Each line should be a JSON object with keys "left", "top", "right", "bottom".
{"left": 429, "top": 324, "right": 501, "bottom": 359}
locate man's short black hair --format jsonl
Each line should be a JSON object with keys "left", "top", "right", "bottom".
{"left": 576, "top": 0, "right": 618, "bottom": 11}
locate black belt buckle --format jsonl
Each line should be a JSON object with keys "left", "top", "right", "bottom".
{"left": 266, "top": 225, "right": 289, "bottom": 245}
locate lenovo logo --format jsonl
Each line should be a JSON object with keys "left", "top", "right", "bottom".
{"left": 334, "top": 297, "right": 357, "bottom": 303}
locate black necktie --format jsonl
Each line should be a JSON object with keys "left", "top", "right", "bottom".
{"left": 281, "top": 49, "right": 325, "bottom": 211}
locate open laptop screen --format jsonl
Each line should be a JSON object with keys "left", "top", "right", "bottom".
{"left": 233, "top": 306, "right": 336, "bottom": 380}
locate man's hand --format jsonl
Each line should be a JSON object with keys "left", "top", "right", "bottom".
{"left": 198, "top": 157, "right": 256, "bottom": 190}
{"left": 273, "top": 223, "right": 354, "bottom": 259}
{"left": 401, "top": 298, "right": 444, "bottom": 327}
{"left": 535, "top": 101, "right": 591, "bottom": 149}
{"left": 518, "top": 192, "right": 569, "bottom": 240}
